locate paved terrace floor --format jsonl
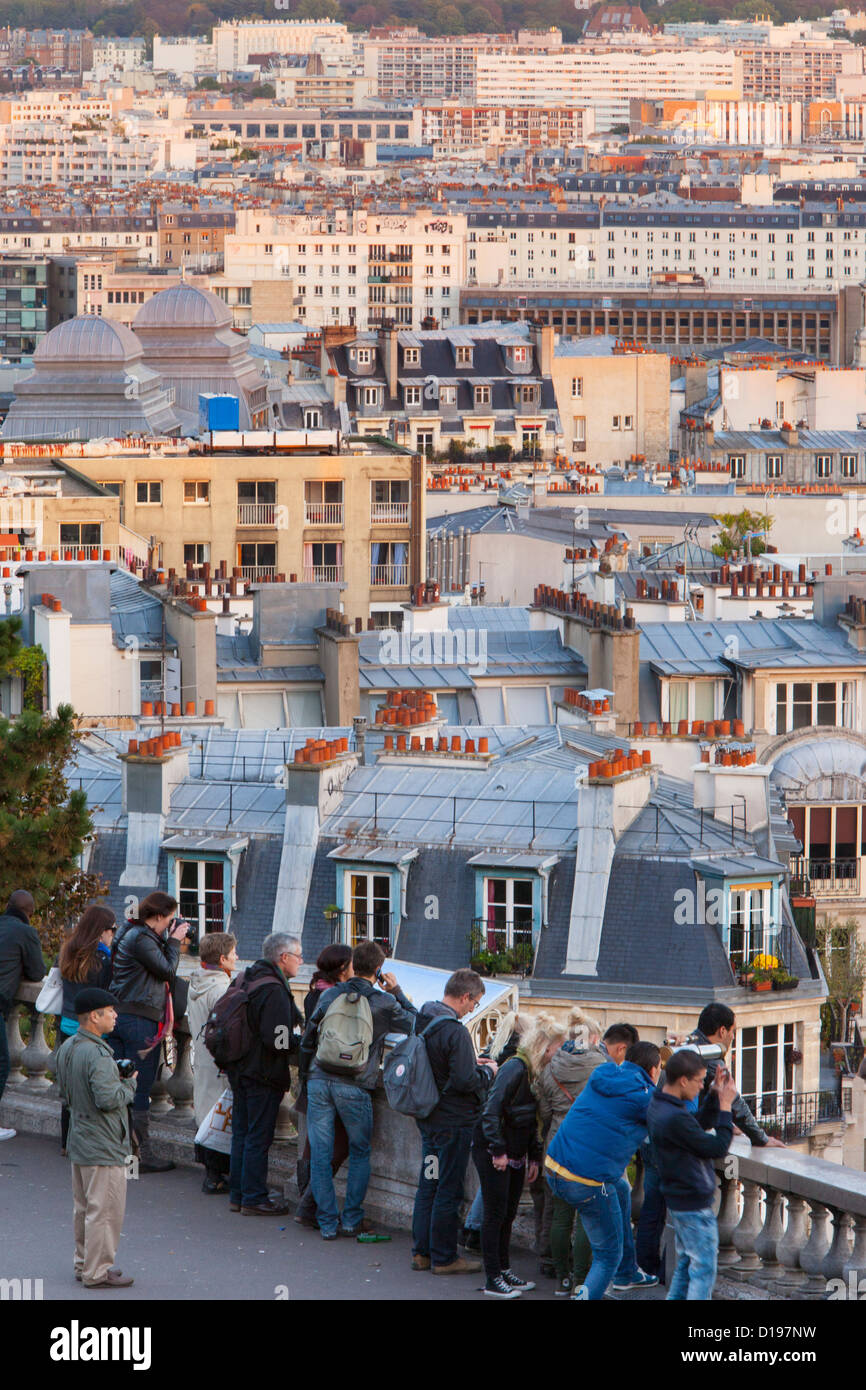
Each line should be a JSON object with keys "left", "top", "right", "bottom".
{"left": 1, "top": 1135, "right": 772, "bottom": 1303}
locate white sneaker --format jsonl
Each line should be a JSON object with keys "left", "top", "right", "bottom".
{"left": 0, "top": 1127, "right": 16, "bottom": 1140}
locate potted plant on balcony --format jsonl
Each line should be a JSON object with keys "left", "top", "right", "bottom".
{"left": 323, "top": 904, "right": 340, "bottom": 932}
{"left": 749, "top": 953, "right": 778, "bottom": 991}
{"left": 771, "top": 966, "right": 798, "bottom": 992}
{"left": 470, "top": 949, "right": 497, "bottom": 978}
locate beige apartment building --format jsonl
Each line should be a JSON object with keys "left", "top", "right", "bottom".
{"left": 550, "top": 336, "right": 670, "bottom": 466}
{"left": 73, "top": 444, "right": 424, "bottom": 624}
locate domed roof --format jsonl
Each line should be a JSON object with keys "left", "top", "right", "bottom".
{"left": 34, "top": 316, "right": 144, "bottom": 364}
{"left": 771, "top": 736, "right": 866, "bottom": 798}
{"left": 133, "top": 284, "right": 232, "bottom": 331}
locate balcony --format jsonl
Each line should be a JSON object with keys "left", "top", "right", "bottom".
{"left": 303, "top": 564, "right": 343, "bottom": 583}
{"left": 790, "top": 856, "right": 860, "bottom": 898}
{"left": 237, "top": 502, "right": 276, "bottom": 527}
{"left": 304, "top": 501, "right": 343, "bottom": 526}
{"left": 239, "top": 565, "right": 276, "bottom": 582}
{"left": 727, "top": 922, "right": 798, "bottom": 984}
{"left": 371, "top": 501, "right": 410, "bottom": 525}
{"left": 741, "top": 1089, "right": 844, "bottom": 1141}
{"left": 371, "top": 563, "right": 409, "bottom": 587}
{"left": 329, "top": 909, "right": 392, "bottom": 953}
{"left": 469, "top": 917, "right": 534, "bottom": 977}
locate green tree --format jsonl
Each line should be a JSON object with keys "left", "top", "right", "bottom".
{"left": 0, "top": 617, "right": 101, "bottom": 955}
{"left": 817, "top": 917, "right": 866, "bottom": 1047}
{"left": 711, "top": 508, "right": 773, "bottom": 558}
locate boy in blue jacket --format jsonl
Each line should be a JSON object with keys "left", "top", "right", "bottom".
{"left": 545, "top": 1040, "right": 662, "bottom": 1301}
{"left": 646, "top": 1049, "right": 737, "bottom": 1300}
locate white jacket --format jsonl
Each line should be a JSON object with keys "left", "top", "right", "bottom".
{"left": 187, "top": 966, "right": 232, "bottom": 1126}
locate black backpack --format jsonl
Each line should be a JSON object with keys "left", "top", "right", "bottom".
{"left": 203, "top": 972, "right": 274, "bottom": 1071}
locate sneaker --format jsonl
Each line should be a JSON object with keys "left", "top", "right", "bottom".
{"left": 555, "top": 1276, "right": 574, "bottom": 1297}
{"left": 502, "top": 1268, "right": 536, "bottom": 1292}
{"left": 339, "top": 1219, "right": 374, "bottom": 1237}
{"left": 432, "top": 1256, "right": 482, "bottom": 1275}
{"left": 611, "top": 1270, "right": 659, "bottom": 1291}
{"left": 570, "top": 1284, "right": 589, "bottom": 1301}
{"left": 411, "top": 1254, "right": 431, "bottom": 1271}
{"left": 0, "top": 1127, "right": 16, "bottom": 1141}
{"left": 483, "top": 1274, "right": 522, "bottom": 1299}
{"left": 321, "top": 1230, "right": 339, "bottom": 1241}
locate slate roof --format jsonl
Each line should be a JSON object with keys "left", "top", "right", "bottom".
{"left": 109, "top": 569, "right": 174, "bottom": 652}
{"left": 639, "top": 618, "right": 866, "bottom": 676}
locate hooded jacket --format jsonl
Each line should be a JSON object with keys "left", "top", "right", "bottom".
{"left": 0, "top": 907, "right": 44, "bottom": 1015}
{"left": 546, "top": 1060, "right": 654, "bottom": 1184}
{"left": 110, "top": 919, "right": 180, "bottom": 1022}
{"left": 187, "top": 965, "right": 232, "bottom": 1125}
{"left": 55, "top": 1028, "right": 136, "bottom": 1167}
{"left": 228, "top": 959, "right": 304, "bottom": 1093}
{"left": 535, "top": 1042, "right": 606, "bottom": 1142}
{"left": 478, "top": 1053, "right": 542, "bottom": 1161}
{"left": 647, "top": 1088, "right": 733, "bottom": 1211}
{"left": 417, "top": 1000, "right": 493, "bottom": 1130}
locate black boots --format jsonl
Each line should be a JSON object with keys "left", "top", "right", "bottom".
{"left": 134, "top": 1113, "right": 176, "bottom": 1173}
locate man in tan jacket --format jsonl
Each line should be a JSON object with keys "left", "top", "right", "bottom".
{"left": 55, "top": 987, "right": 137, "bottom": 1288}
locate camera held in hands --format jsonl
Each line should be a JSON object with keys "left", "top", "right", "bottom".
{"left": 116, "top": 1058, "right": 136, "bottom": 1079}
{"left": 666, "top": 1031, "right": 725, "bottom": 1064}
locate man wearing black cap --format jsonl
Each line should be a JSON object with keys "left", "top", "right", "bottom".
{"left": 56, "top": 987, "right": 138, "bottom": 1289}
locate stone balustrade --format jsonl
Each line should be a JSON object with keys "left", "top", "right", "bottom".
{"left": 4, "top": 981, "right": 866, "bottom": 1290}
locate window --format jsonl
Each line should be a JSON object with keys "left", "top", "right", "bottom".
{"left": 183, "top": 480, "right": 209, "bottom": 504}
{"left": 304, "top": 479, "right": 343, "bottom": 524}
{"left": 474, "top": 385, "right": 490, "bottom": 406}
{"left": 136, "top": 481, "right": 161, "bottom": 504}
{"left": 439, "top": 385, "right": 456, "bottom": 405}
{"left": 344, "top": 871, "right": 392, "bottom": 949}
{"left": 729, "top": 456, "right": 745, "bottom": 479}
{"left": 371, "top": 479, "right": 410, "bottom": 522}
{"left": 59, "top": 523, "right": 102, "bottom": 547}
{"left": 304, "top": 539, "right": 342, "bottom": 581}
{"left": 355, "top": 347, "right": 371, "bottom": 365}
{"left": 729, "top": 1022, "right": 796, "bottom": 1119}
{"left": 766, "top": 455, "right": 782, "bottom": 479}
{"left": 237, "top": 541, "right": 276, "bottom": 577}
{"left": 176, "top": 859, "right": 224, "bottom": 950}
{"left": 404, "top": 347, "right": 419, "bottom": 366}
{"left": 237, "top": 480, "right": 276, "bottom": 525}
{"left": 774, "top": 680, "right": 853, "bottom": 733}
{"left": 841, "top": 454, "right": 858, "bottom": 478}
{"left": 404, "top": 385, "right": 421, "bottom": 406}
{"left": 363, "top": 386, "right": 380, "bottom": 407}
{"left": 612, "top": 415, "right": 621, "bottom": 430}
{"left": 815, "top": 454, "right": 832, "bottom": 477}
{"left": 370, "top": 540, "right": 408, "bottom": 585}
{"left": 304, "top": 408, "right": 322, "bottom": 430}
{"left": 455, "top": 345, "right": 472, "bottom": 365}
{"left": 728, "top": 885, "right": 774, "bottom": 972}
{"left": 668, "top": 678, "right": 716, "bottom": 724}
{"left": 478, "top": 877, "right": 534, "bottom": 956}
{"left": 183, "top": 543, "right": 210, "bottom": 565}
{"left": 571, "top": 377, "right": 583, "bottom": 398}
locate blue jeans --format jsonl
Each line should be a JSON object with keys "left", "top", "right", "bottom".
{"left": 412, "top": 1123, "right": 474, "bottom": 1267}
{"left": 307, "top": 1077, "right": 373, "bottom": 1236}
{"left": 546, "top": 1172, "right": 640, "bottom": 1300}
{"left": 108, "top": 1013, "right": 161, "bottom": 1113}
{"left": 667, "top": 1208, "right": 718, "bottom": 1301}
{"left": 229, "top": 1077, "right": 282, "bottom": 1208}
{"left": 635, "top": 1161, "right": 667, "bottom": 1279}
{"left": 464, "top": 1187, "right": 484, "bottom": 1231}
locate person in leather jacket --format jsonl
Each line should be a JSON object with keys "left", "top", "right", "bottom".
{"left": 108, "top": 891, "right": 188, "bottom": 1172}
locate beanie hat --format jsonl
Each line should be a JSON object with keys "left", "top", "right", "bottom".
{"left": 74, "top": 987, "right": 119, "bottom": 1016}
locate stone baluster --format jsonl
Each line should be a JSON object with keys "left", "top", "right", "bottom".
{"left": 148, "top": 1049, "right": 174, "bottom": 1116}
{"left": 800, "top": 1200, "right": 832, "bottom": 1297}
{"left": 4, "top": 1003, "right": 27, "bottom": 1088}
{"left": 775, "top": 1195, "right": 808, "bottom": 1289}
{"left": 754, "top": 1186, "right": 785, "bottom": 1277}
{"left": 843, "top": 1214, "right": 866, "bottom": 1288}
{"left": 163, "top": 1030, "right": 194, "bottom": 1112}
{"left": 274, "top": 1090, "right": 298, "bottom": 1142}
{"left": 20, "top": 1005, "right": 54, "bottom": 1092}
{"left": 821, "top": 1208, "right": 853, "bottom": 1283}
{"left": 716, "top": 1172, "right": 743, "bottom": 1267}
{"left": 730, "top": 1177, "right": 764, "bottom": 1275}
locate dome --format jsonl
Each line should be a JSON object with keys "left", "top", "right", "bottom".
{"left": 34, "top": 316, "right": 144, "bottom": 364}
{"left": 133, "top": 284, "right": 232, "bottom": 332}
{"left": 770, "top": 735, "right": 866, "bottom": 801}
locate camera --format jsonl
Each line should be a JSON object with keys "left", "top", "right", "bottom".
{"left": 666, "top": 1032, "right": 725, "bottom": 1064}
{"left": 116, "top": 1058, "right": 136, "bottom": 1079}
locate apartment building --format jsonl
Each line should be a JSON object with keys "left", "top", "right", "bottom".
{"left": 739, "top": 33, "right": 862, "bottom": 102}
{"left": 72, "top": 442, "right": 424, "bottom": 624}
{"left": 362, "top": 31, "right": 514, "bottom": 100}
{"left": 0, "top": 256, "right": 50, "bottom": 359}
{"left": 272, "top": 57, "right": 374, "bottom": 108}
{"left": 213, "top": 19, "right": 352, "bottom": 73}
{"left": 0, "top": 93, "right": 115, "bottom": 123}
{"left": 224, "top": 207, "right": 465, "bottom": 331}
{"left": 90, "top": 37, "right": 146, "bottom": 73}
{"left": 551, "top": 336, "right": 670, "bottom": 467}
{"left": 152, "top": 36, "right": 216, "bottom": 76}
{"left": 0, "top": 212, "right": 158, "bottom": 263}
{"left": 0, "top": 27, "right": 93, "bottom": 74}
{"left": 156, "top": 206, "right": 234, "bottom": 270}
{"left": 0, "top": 129, "right": 159, "bottom": 187}
{"left": 184, "top": 106, "right": 422, "bottom": 153}
{"left": 420, "top": 103, "right": 595, "bottom": 149}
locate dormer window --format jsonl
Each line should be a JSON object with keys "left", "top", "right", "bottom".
{"left": 511, "top": 345, "right": 528, "bottom": 364}
{"left": 404, "top": 385, "right": 421, "bottom": 405}
{"left": 404, "top": 348, "right": 419, "bottom": 366}
{"left": 474, "top": 385, "right": 490, "bottom": 406}
{"left": 456, "top": 345, "right": 473, "bottom": 366}
{"left": 439, "top": 385, "right": 457, "bottom": 405}
{"left": 363, "top": 386, "right": 380, "bottom": 406}
{"left": 355, "top": 348, "right": 371, "bottom": 365}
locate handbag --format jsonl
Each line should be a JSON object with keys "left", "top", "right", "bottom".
{"left": 194, "top": 1087, "right": 233, "bottom": 1155}
{"left": 35, "top": 966, "right": 63, "bottom": 1016}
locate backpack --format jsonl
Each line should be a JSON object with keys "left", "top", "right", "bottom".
{"left": 203, "top": 972, "right": 275, "bottom": 1071}
{"left": 314, "top": 985, "right": 375, "bottom": 1077}
{"left": 383, "top": 1014, "right": 454, "bottom": 1119}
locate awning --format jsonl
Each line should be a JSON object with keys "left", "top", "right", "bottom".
{"left": 467, "top": 852, "right": 560, "bottom": 871}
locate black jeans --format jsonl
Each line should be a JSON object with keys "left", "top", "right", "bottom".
{"left": 108, "top": 1013, "right": 162, "bottom": 1113}
{"left": 0, "top": 1007, "right": 9, "bottom": 1105}
{"left": 635, "top": 1161, "right": 667, "bottom": 1279}
{"left": 229, "top": 1077, "right": 283, "bottom": 1208}
{"left": 472, "top": 1142, "right": 526, "bottom": 1281}
{"left": 412, "top": 1123, "right": 474, "bottom": 1267}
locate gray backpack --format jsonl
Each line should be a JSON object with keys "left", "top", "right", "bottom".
{"left": 315, "top": 985, "right": 375, "bottom": 1077}
{"left": 383, "top": 1014, "right": 454, "bottom": 1118}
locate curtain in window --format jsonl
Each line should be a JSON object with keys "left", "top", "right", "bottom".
{"left": 669, "top": 682, "right": 688, "bottom": 724}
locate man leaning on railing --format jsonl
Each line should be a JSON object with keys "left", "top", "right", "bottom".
{"left": 689, "top": 1003, "right": 786, "bottom": 1150}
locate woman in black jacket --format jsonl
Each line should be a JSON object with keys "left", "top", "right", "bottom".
{"left": 294, "top": 944, "right": 353, "bottom": 1227}
{"left": 473, "top": 1015, "right": 566, "bottom": 1299}
{"left": 56, "top": 904, "right": 117, "bottom": 1152}
{"left": 108, "top": 891, "right": 189, "bottom": 1173}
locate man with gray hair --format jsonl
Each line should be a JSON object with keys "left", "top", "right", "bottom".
{"left": 227, "top": 932, "right": 304, "bottom": 1215}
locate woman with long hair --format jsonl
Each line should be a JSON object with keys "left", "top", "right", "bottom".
{"left": 461, "top": 1011, "right": 529, "bottom": 1252}
{"left": 188, "top": 931, "right": 238, "bottom": 1194}
{"left": 294, "top": 943, "right": 354, "bottom": 1228}
{"left": 57, "top": 904, "right": 117, "bottom": 1153}
{"left": 473, "top": 1013, "right": 567, "bottom": 1298}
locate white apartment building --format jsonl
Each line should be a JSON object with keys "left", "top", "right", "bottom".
{"left": 0, "top": 129, "right": 161, "bottom": 187}
{"left": 152, "top": 36, "right": 216, "bottom": 76}
{"left": 420, "top": 103, "right": 595, "bottom": 148}
{"left": 738, "top": 32, "right": 862, "bottom": 101}
{"left": 464, "top": 204, "right": 866, "bottom": 290}
{"left": 224, "top": 208, "right": 466, "bottom": 330}
{"left": 90, "top": 37, "right": 146, "bottom": 72}
{"left": 0, "top": 93, "right": 115, "bottom": 123}
{"left": 362, "top": 32, "right": 515, "bottom": 100}
{"left": 473, "top": 46, "right": 741, "bottom": 126}
{"left": 213, "top": 19, "right": 352, "bottom": 73}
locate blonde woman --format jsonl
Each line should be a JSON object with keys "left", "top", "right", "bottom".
{"left": 473, "top": 1014, "right": 567, "bottom": 1298}
{"left": 461, "top": 1012, "right": 528, "bottom": 1251}
{"left": 536, "top": 1008, "right": 606, "bottom": 1296}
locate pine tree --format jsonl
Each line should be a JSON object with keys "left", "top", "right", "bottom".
{"left": 0, "top": 617, "right": 105, "bottom": 954}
